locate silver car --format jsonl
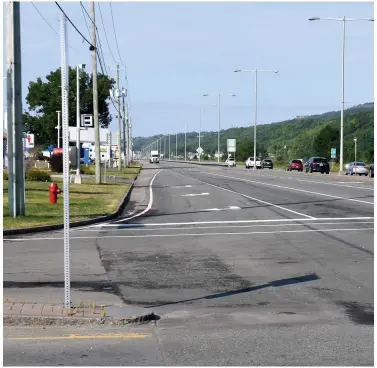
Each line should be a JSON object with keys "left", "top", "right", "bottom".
{"left": 346, "top": 161, "right": 369, "bottom": 176}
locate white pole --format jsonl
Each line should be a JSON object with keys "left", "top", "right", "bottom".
{"left": 253, "top": 70, "right": 258, "bottom": 170}
{"left": 199, "top": 108, "right": 201, "bottom": 162}
{"left": 185, "top": 122, "right": 187, "bottom": 161}
{"left": 56, "top": 110, "right": 61, "bottom": 148}
{"left": 176, "top": 132, "right": 177, "bottom": 159}
{"left": 339, "top": 17, "right": 345, "bottom": 175}
{"left": 217, "top": 93, "right": 221, "bottom": 163}
{"left": 169, "top": 134, "right": 170, "bottom": 160}
{"left": 60, "top": 11, "right": 71, "bottom": 308}
{"left": 75, "top": 65, "right": 82, "bottom": 183}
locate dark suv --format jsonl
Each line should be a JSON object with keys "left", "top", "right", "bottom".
{"left": 305, "top": 157, "right": 330, "bottom": 174}
{"left": 262, "top": 159, "right": 273, "bottom": 169}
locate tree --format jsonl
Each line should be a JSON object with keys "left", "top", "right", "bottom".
{"left": 24, "top": 67, "right": 115, "bottom": 147}
{"left": 312, "top": 125, "right": 339, "bottom": 159}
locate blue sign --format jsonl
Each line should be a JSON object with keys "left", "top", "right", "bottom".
{"left": 47, "top": 144, "right": 54, "bottom": 152}
{"left": 331, "top": 148, "right": 336, "bottom": 159}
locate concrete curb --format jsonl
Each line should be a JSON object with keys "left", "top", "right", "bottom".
{"left": 3, "top": 175, "right": 138, "bottom": 236}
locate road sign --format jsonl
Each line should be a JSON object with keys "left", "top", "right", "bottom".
{"left": 80, "top": 114, "right": 93, "bottom": 128}
{"left": 47, "top": 144, "right": 54, "bottom": 152}
{"left": 227, "top": 139, "right": 236, "bottom": 153}
{"left": 25, "top": 133, "right": 35, "bottom": 148}
{"left": 196, "top": 147, "right": 203, "bottom": 155}
{"left": 331, "top": 148, "right": 336, "bottom": 159}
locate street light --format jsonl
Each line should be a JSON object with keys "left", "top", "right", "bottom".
{"left": 203, "top": 93, "right": 236, "bottom": 162}
{"left": 234, "top": 69, "right": 278, "bottom": 169}
{"left": 308, "top": 16, "right": 373, "bottom": 175}
{"left": 354, "top": 137, "right": 357, "bottom": 163}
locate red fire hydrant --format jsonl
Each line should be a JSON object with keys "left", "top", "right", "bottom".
{"left": 49, "top": 182, "right": 61, "bottom": 204}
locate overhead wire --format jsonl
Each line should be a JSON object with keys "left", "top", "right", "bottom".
{"left": 109, "top": 2, "right": 125, "bottom": 66}
{"left": 98, "top": 2, "right": 119, "bottom": 64}
{"left": 30, "top": 2, "right": 85, "bottom": 57}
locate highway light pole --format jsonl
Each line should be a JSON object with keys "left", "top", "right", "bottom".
{"left": 185, "top": 122, "right": 187, "bottom": 161}
{"left": 203, "top": 93, "right": 236, "bottom": 162}
{"left": 234, "top": 69, "right": 278, "bottom": 169}
{"left": 175, "top": 132, "right": 177, "bottom": 159}
{"left": 169, "top": 133, "right": 171, "bottom": 160}
{"left": 199, "top": 108, "right": 202, "bottom": 162}
{"left": 354, "top": 137, "right": 357, "bottom": 163}
{"left": 75, "top": 63, "right": 85, "bottom": 184}
{"left": 308, "top": 16, "right": 373, "bottom": 174}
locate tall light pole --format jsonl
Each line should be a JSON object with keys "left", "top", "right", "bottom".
{"left": 56, "top": 110, "right": 61, "bottom": 148}
{"left": 199, "top": 108, "right": 202, "bottom": 162}
{"left": 308, "top": 16, "right": 373, "bottom": 174}
{"left": 168, "top": 133, "right": 171, "bottom": 160}
{"left": 175, "top": 132, "right": 177, "bottom": 159}
{"left": 184, "top": 122, "right": 187, "bottom": 161}
{"left": 234, "top": 69, "right": 278, "bottom": 169}
{"left": 354, "top": 137, "right": 357, "bottom": 163}
{"left": 203, "top": 93, "right": 236, "bottom": 162}
{"left": 75, "top": 64, "right": 85, "bottom": 184}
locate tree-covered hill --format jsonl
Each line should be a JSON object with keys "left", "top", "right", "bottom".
{"left": 134, "top": 102, "right": 374, "bottom": 163}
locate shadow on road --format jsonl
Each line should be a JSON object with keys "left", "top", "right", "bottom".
{"left": 145, "top": 273, "right": 320, "bottom": 308}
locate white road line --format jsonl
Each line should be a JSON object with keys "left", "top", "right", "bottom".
{"left": 204, "top": 206, "right": 241, "bottom": 211}
{"left": 182, "top": 193, "right": 209, "bottom": 197}
{"left": 96, "top": 216, "right": 374, "bottom": 228}
{"left": 171, "top": 185, "right": 193, "bottom": 188}
{"left": 113, "top": 169, "right": 163, "bottom": 223}
{"left": 293, "top": 178, "right": 373, "bottom": 191}
{"left": 203, "top": 172, "right": 374, "bottom": 205}
{"left": 4, "top": 227, "right": 373, "bottom": 241}
{"left": 75, "top": 221, "right": 374, "bottom": 232}
{"left": 176, "top": 171, "right": 316, "bottom": 219}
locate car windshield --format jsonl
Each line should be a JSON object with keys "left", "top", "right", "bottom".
{"left": 313, "top": 158, "right": 328, "bottom": 163}
{"left": 355, "top": 162, "right": 366, "bottom": 166}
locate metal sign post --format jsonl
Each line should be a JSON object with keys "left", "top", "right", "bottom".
{"left": 60, "top": 12, "right": 71, "bottom": 308}
{"left": 331, "top": 147, "right": 336, "bottom": 173}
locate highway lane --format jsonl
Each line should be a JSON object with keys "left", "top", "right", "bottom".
{"left": 4, "top": 161, "right": 374, "bottom": 365}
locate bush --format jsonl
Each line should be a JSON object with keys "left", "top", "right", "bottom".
{"left": 3, "top": 170, "right": 8, "bottom": 180}
{"left": 50, "top": 153, "right": 63, "bottom": 173}
{"left": 26, "top": 169, "right": 51, "bottom": 182}
{"left": 80, "top": 164, "right": 94, "bottom": 175}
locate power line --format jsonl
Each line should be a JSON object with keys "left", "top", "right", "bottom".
{"left": 109, "top": 2, "right": 124, "bottom": 66}
{"left": 54, "top": 1, "right": 95, "bottom": 49}
{"left": 97, "top": 2, "right": 118, "bottom": 64}
{"left": 30, "top": 2, "right": 85, "bottom": 57}
{"left": 79, "top": 2, "right": 90, "bottom": 37}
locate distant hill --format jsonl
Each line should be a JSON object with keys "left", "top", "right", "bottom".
{"left": 134, "top": 102, "right": 374, "bottom": 163}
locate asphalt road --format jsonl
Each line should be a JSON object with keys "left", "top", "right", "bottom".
{"left": 4, "top": 161, "right": 374, "bottom": 366}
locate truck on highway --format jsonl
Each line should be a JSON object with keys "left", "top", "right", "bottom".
{"left": 150, "top": 150, "right": 159, "bottom": 163}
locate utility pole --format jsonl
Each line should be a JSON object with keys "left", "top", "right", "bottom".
{"left": 56, "top": 110, "right": 61, "bottom": 148}
{"left": 116, "top": 64, "right": 122, "bottom": 170}
{"left": 91, "top": 0, "right": 101, "bottom": 184}
{"left": 6, "top": 1, "right": 25, "bottom": 217}
{"left": 122, "top": 88, "right": 127, "bottom": 168}
{"left": 129, "top": 117, "right": 132, "bottom": 163}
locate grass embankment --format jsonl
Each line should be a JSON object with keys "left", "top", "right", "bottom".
{"left": 3, "top": 179, "right": 130, "bottom": 229}
{"left": 80, "top": 162, "right": 142, "bottom": 180}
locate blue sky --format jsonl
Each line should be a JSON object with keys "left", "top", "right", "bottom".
{"left": 2, "top": 1, "right": 374, "bottom": 138}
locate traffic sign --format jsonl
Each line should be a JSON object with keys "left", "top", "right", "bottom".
{"left": 47, "top": 144, "right": 54, "bottom": 152}
{"left": 25, "top": 133, "right": 35, "bottom": 148}
{"left": 196, "top": 147, "right": 203, "bottom": 155}
{"left": 331, "top": 148, "right": 336, "bottom": 159}
{"left": 227, "top": 139, "right": 236, "bottom": 153}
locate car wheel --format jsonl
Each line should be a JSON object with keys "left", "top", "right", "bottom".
{"left": 321, "top": 172, "right": 324, "bottom": 174}
{"left": 365, "top": 173, "right": 368, "bottom": 176}
{"left": 326, "top": 172, "right": 329, "bottom": 175}
{"left": 309, "top": 167, "right": 313, "bottom": 173}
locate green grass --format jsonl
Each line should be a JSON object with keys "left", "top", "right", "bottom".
{"left": 3, "top": 179, "right": 130, "bottom": 230}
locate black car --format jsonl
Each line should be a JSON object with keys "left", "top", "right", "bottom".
{"left": 262, "top": 159, "right": 273, "bottom": 169}
{"left": 369, "top": 163, "right": 374, "bottom": 178}
{"left": 305, "top": 157, "right": 330, "bottom": 174}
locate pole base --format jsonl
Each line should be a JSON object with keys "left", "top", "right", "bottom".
{"left": 74, "top": 174, "right": 82, "bottom": 184}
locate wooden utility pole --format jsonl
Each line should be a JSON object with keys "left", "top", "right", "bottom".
{"left": 91, "top": 0, "right": 101, "bottom": 184}
{"left": 6, "top": 1, "right": 25, "bottom": 216}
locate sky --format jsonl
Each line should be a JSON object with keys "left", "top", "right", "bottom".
{"left": 2, "top": 1, "right": 375, "bottom": 138}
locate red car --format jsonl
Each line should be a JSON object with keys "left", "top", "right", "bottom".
{"left": 287, "top": 159, "right": 303, "bottom": 172}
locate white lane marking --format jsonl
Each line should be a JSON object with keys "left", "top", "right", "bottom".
{"left": 203, "top": 172, "right": 374, "bottom": 205}
{"left": 204, "top": 206, "right": 241, "bottom": 211}
{"left": 75, "top": 221, "right": 374, "bottom": 232}
{"left": 182, "top": 192, "right": 209, "bottom": 197}
{"left": 176, "top": 171, "right": 315, "bottom": 219}
{"left": 4, "top": 227, "right": 373, "bottom": 241}
{"left": 294, "top": 178, "right": 374, "bottom": 191}
{"left": 112, "top": 169, "right": 163, "bottom": 223}
{"left": 95, "top": 216, "right": 374, "bottom": 228}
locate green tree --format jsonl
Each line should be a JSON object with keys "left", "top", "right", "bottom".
{"left": 312, "top": 125, "right": 339, "bottom": 159}
{"left": 24, "top": 67, "right": 115, "bottom": 147}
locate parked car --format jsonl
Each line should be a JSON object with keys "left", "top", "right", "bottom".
{"left": 305, "top": 157, "right": 330, "bottom": 174}
{"left": 225, "top": 157, "right": 236, "bottom": 167}
{"left": 262, "top": 159, "right": 273, "bottom": 169}
{"left": 245, "top": 157, "right": 262, "bottom": 169}
{"left": 346, "top": 161, "right": 369, "bottom": 176}
{"left": 286, "top": 159, "right": 303, "bottom": 172}
{"left": 369, "top": 163, "right": 374, "bottom": 178}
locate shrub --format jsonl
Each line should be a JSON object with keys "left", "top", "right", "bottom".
{"left": 3, "top": 170, "right": 8, "bottom": 180}
{"left": 80, "top": 164, "right": 94, "bottom": 175}
{"left": 26, "top": 169, "right": 51, "bottom": 182}
{"left": 50, "top": 153, "right": 63, "bottom": 173}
